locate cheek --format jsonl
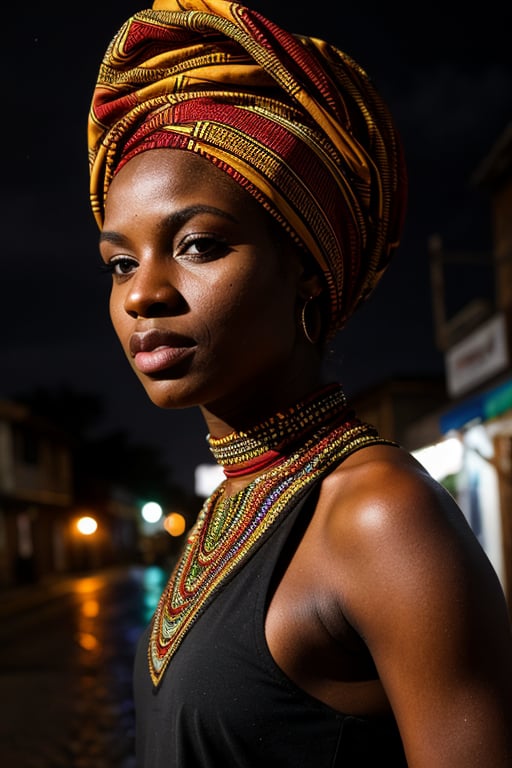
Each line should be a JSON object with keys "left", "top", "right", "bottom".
{"left": 204, "top": 270, "right": 297, "bottom": 349}
{"left": 205, "top": 275, "right": 263, "bottom": 329}
{"left": 108, "top": 289, "right": 130, "bottom": 343}
{"left": 185, "top": 266, "right": 257, "bottom": 328}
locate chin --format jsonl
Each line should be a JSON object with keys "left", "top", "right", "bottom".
{"left": 138, "top": 376, "right": 198, "bottom": 411}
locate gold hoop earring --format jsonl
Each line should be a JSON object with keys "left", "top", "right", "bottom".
{"left": 301, "top": 296, "right": 322, "bottom": 345}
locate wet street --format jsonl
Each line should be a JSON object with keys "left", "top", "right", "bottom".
{"left": 0, "top": 564, "right": 169, "bottom": 768}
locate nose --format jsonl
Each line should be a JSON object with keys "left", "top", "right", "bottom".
{"left": 123, "top": 262, "right": 185, "bottom": 319}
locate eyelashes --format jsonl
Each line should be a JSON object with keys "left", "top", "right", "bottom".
{"left": 99, "top": 256, "right": 138, "bottom": 277}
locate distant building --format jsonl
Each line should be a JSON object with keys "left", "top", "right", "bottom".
{"left": 0, "top": 398, "right": 146, "bottom": 586}
{"left": 416, "top": 121, "right": 512, "bottom": 603}
{"left": 0, "top": 399, "right": 74, "bottom": 585}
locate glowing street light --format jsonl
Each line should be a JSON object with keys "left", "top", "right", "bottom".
{"left": 164, "top": 512, "right": 186, "bottom": 537}
{"left": 76, "top": 516, "right": 98, "bottom": 536}
{"left": 141, "top": 501, "right": 163, "bottom": 524}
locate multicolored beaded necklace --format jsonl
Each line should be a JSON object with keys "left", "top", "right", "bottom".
{"left": 148, "top": 382, "right": 394, "bottom": 686}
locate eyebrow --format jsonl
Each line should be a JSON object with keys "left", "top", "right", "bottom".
{"left": 99, "top": 204, "right": 238, "bottom": 245}
{"left": 99, "top": 230, "right": 127, "bottom": 246}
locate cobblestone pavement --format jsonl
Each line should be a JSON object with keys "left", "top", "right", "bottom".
{"left": 0, "top": 565, "right": 168, "bottom": 768}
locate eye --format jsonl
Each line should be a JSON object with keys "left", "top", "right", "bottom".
{"left": 100, "top": 255, "right": 138, "bottom": 277}
{"left": 176, "top": 233, "right": 230, "bottom": 262}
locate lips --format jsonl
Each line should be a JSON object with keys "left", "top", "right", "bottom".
{"left": 129, "top": 329, "right": 195, "bottom": 375}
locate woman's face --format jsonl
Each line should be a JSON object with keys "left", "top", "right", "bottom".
{"left": 100, "top": 149, "right": 318, "bottom": 417}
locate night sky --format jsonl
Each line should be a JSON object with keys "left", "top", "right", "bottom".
{"left": 5, "top": 1, "right": 512, "bottom": 492}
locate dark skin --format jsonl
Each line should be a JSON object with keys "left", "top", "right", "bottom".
{"left": 100, "top": 148, "right": 512, "bottom": 767}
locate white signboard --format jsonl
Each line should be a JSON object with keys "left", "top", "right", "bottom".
{"left": 445, "top": 313, "right": 509, "bottom": 397}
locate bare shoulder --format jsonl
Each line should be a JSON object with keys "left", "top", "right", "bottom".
{"left": 315, "top": 442, "right": 512, "bottom": 764}
{"left": 320, "top": 441, "right": 473, "bottom": 555}
{"left": 316, "top": 441, "right": 509, "bottom": 650}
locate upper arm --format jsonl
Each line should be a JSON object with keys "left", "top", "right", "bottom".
{"left": 327, "top": 452, "right": 512, "bottom": 767}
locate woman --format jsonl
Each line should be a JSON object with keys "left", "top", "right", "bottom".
{"left": 88, "top": 1, "right": 512, "bottom": 765}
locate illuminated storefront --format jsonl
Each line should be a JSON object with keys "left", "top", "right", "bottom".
{"left": 413, "top": 376, "right": 512, "bottom": 601}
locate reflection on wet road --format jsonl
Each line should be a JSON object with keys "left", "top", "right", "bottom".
{"left": 0, "top": 565, "right": 168, "bottom": 768}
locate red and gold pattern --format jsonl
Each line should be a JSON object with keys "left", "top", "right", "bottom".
{"left": 148, "top": 383, "right": 396, "bottom": 685}
{"left": 88, "top": 0, "right": 407, "bottom": 334}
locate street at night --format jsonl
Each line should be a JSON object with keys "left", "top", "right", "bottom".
{"left": 0, "top": 565, "right": 168, "bottom": 768}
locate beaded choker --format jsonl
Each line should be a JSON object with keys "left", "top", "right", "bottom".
{"left": 148, "top": 383, "right": 397, "bottom": 686}
{"left": 207, "top": 383, "right": 347, "bottom": 477}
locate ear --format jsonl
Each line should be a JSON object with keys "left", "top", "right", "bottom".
{"left": 298, "top": 272, "right": 324, "bottom": 301}
{"left": 297, "top": 253, "right": 325, "bottom": 301}
{"left": 294, "top": 251, "right": 331, "bottom": 346}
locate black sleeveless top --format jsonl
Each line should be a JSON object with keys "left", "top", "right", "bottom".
{"left": 133, "top": 486, "right": 408, "bottom": 767}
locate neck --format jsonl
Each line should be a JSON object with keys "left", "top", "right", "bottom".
{"left": 206, "top": 382, "right": 348, "bottom": 478}
{"left": 200, "top": 376, "right": 327, "bottom": 439}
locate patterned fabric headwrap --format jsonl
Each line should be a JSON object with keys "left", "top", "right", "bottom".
{"left": 88, "top": 0, "right": 407, "bottom": 334}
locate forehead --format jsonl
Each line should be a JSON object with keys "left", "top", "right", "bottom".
{"left": 105, "top": 148, "right": 261, "bottom": 217}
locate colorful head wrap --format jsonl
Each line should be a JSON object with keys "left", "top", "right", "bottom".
{"left": 88, "top": 0, "right": 407, "bottom": 334}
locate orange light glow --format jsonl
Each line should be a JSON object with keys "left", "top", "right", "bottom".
{"left": 76, "top": 516, "right": 98, "bottom": 535}
{"left": 164, "top": 512, "right": 186, "bottom": 537}
{"left": 78, "top": 632, "right": 98, "bottom": 651}
{"left": 81, "top": 599, "right": 100, "bottom": 618}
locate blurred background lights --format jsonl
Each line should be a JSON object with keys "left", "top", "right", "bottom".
{"left": 412, "top": 436, "right": 463, "bottom": 481}
{"left": 76, "top": 516, "right": 98, "bottom": 535}
{"left": 195, "top": 463, "right": 224, "bottom": 497}
{"left": 141, "top": 501, "right": 163, "bottom": 523}
{"left": 164, "top": 512, "right": 186, "bottom": 537}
